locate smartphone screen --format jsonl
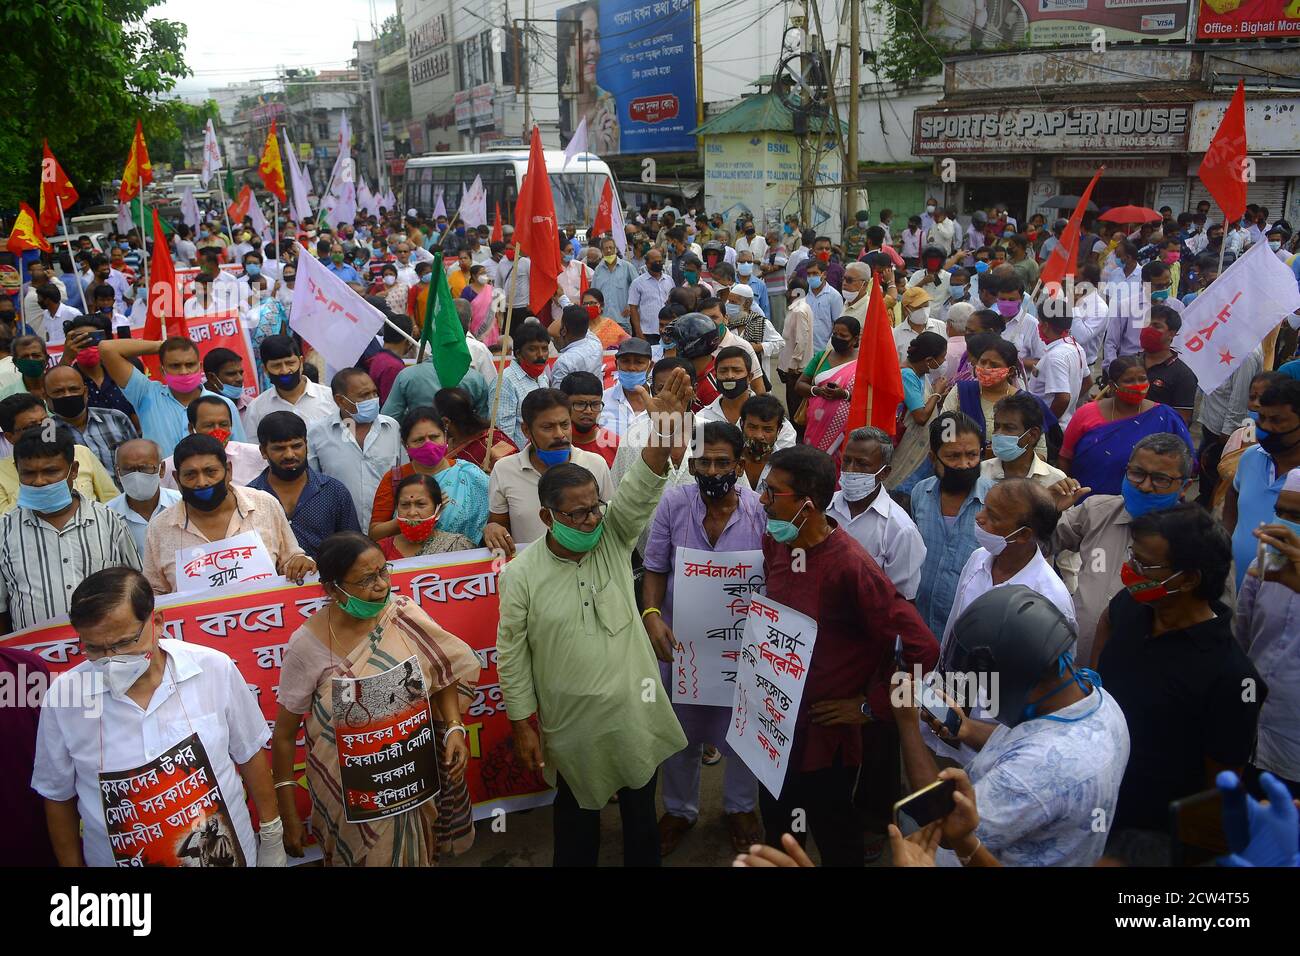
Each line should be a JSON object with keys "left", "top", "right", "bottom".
{"left": 894, "top": 778, "right": 957, "bottom": 836}
{"left": 920, "top": 672, "right": 950, "bottom": 724}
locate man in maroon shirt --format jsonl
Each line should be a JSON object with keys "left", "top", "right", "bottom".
{"left": 757, "top": 445, "right": 939, "bottom": 866}
{"left": 364, "top": 312, "right": 414, "bottom": 405}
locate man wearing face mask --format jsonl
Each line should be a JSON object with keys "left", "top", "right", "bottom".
{"left": 106, "top": 438, "right": 181, "bottom": 555}
{"left": 758, "top": 445, "right": 938, "bottom": 866}
{"left": 551, "top": 306, "right": 605, "bottom": 385}
{"left": 735, "top": 250, "right": 771, "bottom": 318}
{"left": 241, "top": 335, "right": 338, "bottom": 437}
{"left": 44, "top": 365, "right": 137, "bottom": 477}
{"left": 33, "top": 566, "right": 286, "bottom": 868}
{"left": 493, "top": 323, "right": 553, "bottom": 450}
{"left": 893, "top": 287, "right": 945, "bottom": 367}
{"left": 1136, "top": 305, "right": 1196, "bottom": 426}
{"left": 306, "top": 368, "right": 402, "bottom": 531}
{"left": 894, "top": 585, "right": 1128, "bottom": 867}
{"left": 1265, "top": 225, "right": 1292, "bottom": 264}
{"left": 981, "top": 393, "right": 1065, "bottom": 488}
{"left": 794, "top": 236, "right": 844, "bottom": 293}
{"left": 627, "top": 247, "right": 673, "bottom": 343}
{"left": 0, "top": 424, "right": 140, "bottom": 634}
{"left": 600, "top": 337, "right": 653, "bottom": 437}
{"left": 202, "top": 347, "right": 249, "bottom": 420}
{"left": 911, "top": 412, "right": 994, "bottom": 638}
{"left": 248, "top": 411, "right": 360, "bottom": 560}
{"left": 697, "top": 348, "right": 795, "bottom": 453}
{"left": 803, "top": 259, "right": 845, "bottom": 354}
{"left": 592, "top": 237, "right": 638, "bottom": 333}
{"left": 560, "top": 371, "right": 620, "bottom": 468}
{"left": 161, "top": 395, "right": 265, "bottom": 489}
{"left": 0, "top": 394, "right": 119, "bottom": 512}
{"left": 97, "top": 336, "right": 247, "bottom": 458}
{"left": 1227, "top": 378, "right": 1300, "bottom": 592}
{"left": 826, "top": 426, "right": 926, "bottom": 599}
{"left": 1094, "top": 505, "right": 1261, "bottom": 864}
{"left": 484, "top": 388, "right": 615, "bottom": 558}
{"left": 642, "top": 421, "right": 764, "bottom": 856}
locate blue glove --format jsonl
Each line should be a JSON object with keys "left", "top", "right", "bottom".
{"left": 1216, "top": 770, "right": 1300, "bottom": 868}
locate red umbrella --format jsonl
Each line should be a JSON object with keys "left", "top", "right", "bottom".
{"left": 1098, "top": 205, "right": 1161, "bottom": 223}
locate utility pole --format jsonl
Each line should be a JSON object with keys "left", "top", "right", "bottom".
{"left": 367, "top": 65, "right": 385, "bottom": 192}
{"left": 794, "top": 0, "right": 811, "bottom": 227}
{"left": 695, "top": 0, "right": 704, "bottom": 166}
{"left": 523, "top": 0, "right": 532, "bottom": 131}
{"left": 846, "top": 0, "right": 860, "bottom": 229}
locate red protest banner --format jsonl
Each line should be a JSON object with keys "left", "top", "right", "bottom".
{"left": 183, "top": 309, "right": 261, "bottom": 403}
{"left": 1, "top": 551, "right": 553, "bottom": 839}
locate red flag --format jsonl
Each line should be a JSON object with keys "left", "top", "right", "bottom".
{"left": 591, "top": 179, "right": 613, "bottom": 239}
{"left": 143, "top": 208, "right": 187, "bottom": 378}
{"left": 119, "top": 119, "right": 153, "bottom": 202}
{"left": 257, "top": 120, "right": 288, "bottom": 204}
{"left": 490, "top": 202, "right": 503, "bottom": 244}
{"left": 579, "top": 261, "right": 589, "bottom": 297}
{"left": 1038, "top": 166, "right": 1104, "bottom": 291}
{"left": 227, "top": 184, "right": 252, "bottom": 224}
{"left": 6, "top": 203, "right": 51, "bottom": 254}
{"left": 513, "top": 126, "right": 564, "bottom": 316}
{"left": 843, "top": 273, "right": 904, "bottom": 439}
{"left": 1198, "top": 79, "right": 1249, "bottom": 227}
{"left": 39, "top": 140, "right": 79, "bottom": 234}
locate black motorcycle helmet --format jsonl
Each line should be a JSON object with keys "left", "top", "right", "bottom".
{"left": 661, "top": 311, "right": 721, "bottom": 359}
{"left": 941, "top": 585, "right": 1079, "bottom": 728}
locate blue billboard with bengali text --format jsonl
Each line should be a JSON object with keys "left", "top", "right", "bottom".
{"left": 558, "top": 0, "right": 697, "bottom": 156}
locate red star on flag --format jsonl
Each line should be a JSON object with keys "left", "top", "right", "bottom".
{"left": 1219, "top": 349, "right": 1235, "bottom": 365}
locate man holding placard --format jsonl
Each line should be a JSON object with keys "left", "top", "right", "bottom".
{"left": 755, "top": 446, "right": 938, "bottom": 866}
{"left": 642, "top": 421, "right": 765, "bottom": 857}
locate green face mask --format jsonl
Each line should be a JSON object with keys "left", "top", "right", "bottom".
{"left": 15, "top": 357, "right": 46, "bottom": 378}
{"left": 335, "top": 587, "right": 390, "bottom": 619}
{"left": 548, "top": 513, "right": 605, "bottom": 553}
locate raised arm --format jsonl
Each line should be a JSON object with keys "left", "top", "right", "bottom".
{"left": 98, "top": 337, "right": 162, "bottom": 389}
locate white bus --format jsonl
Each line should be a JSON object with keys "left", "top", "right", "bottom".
{"left": 402, "top": 149, "right": 619, "bottom": 236}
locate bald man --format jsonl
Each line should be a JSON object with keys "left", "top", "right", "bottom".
{"left": 106, "top": 438, "right": 182, "bottom": 555}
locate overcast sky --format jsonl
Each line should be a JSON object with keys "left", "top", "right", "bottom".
{"left": 157, "top": 0, "right": 398, "bottom": 98}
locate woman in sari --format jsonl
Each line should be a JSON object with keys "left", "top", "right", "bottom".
{"left": 1214, "top": 370, "right": 1287, "bottom": 517}
{"left": 942, "top": 334, "right": 1053, "bottom": 460}
{"left": 272, "top": 532, "right": 481, "bottom": 866}
{"left": 369, "top": 406, "right": 490, "bottom": 544}
{"left": 1060, "top": 355, "right": 1193, "bottom": 497}
{"left": 795, "top": 316, "right": 860, "bottom": 463}
{"left": 377, "top": 262, "right": 413, "bottom": 316}
{"left": 460, "top": 264, "right": 490, "bottom": 303}
{"left": 378, "top": 474, "right": 476, "bottom": 559}
{"left": 435, "top": 386, "right": 518, "bottom": 473}
{"left": 886, "top": 331, "right": 949, "bottom": 491}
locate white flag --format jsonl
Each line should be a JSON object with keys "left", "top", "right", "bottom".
{"left": 248, "top": 196, "right": 271, "bottom": 244}
{"left": 380, "top": 187, "right": 396, "bottom": 210}
{"left": 290, "top": 242, "right": 386, "bottom": 369}
{"left": 201, "top": 119, "right": 222, "bottom": 187}
{"left": 563, "top": 115, "right": 588, "bottom": 169}
{"left": 116, "top": 202, "right": 135, "bottom": 235}
{"left": 1177, "top": 240, "right": 1300, "bottom": 393}
{"left": 357, "top": 175, "right": 376, "bottom": 218}
{"left": 610, "top": 191, "right": 627, "bottom": 255}
{"left": 433, "top": 186, "right": 446, "bottom": 219}
{"left": 180, "top": 186, "right": 201, "bottom": 229}
{"left": 462, "top": 175, "right": 488, "bottom": 228}
{"left": 283, "top": 131, "right": 313, "bottom": 223}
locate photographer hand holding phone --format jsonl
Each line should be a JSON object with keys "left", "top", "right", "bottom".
{"left": 887, "top": 768, "right": 998, "bottom": 867}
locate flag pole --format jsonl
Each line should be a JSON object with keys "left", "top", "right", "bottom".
{"left": 1217, "top": 215, "right": 1228, "bottom": 278}
{"left": 56, "top": 205, "right": 84, "bottom": 312}
{"left": 216, "top": 175, "right": 235, "bottom": 260}
{"left": 138, "top": 197, "right": 149, "bottom": 319}
{"left": 482, "top": 240, "right": 523, "bottom": 472}
{"left": 274, "top": 195, "right": 280, "bottom": 276}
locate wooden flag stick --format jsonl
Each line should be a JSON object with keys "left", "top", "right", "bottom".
{"left": 482, "top": 241, "right": 523, "bottom": 472}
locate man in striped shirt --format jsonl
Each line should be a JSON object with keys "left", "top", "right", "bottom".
{"left": 0, "top": 426, "right": 141, "bottom": 634}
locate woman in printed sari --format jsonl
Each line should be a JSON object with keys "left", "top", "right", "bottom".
{"left": 272, "top": 532, "right": 481, "bottom": 867}
{"left": 941, "top": 334, "right": 1053, "bottom": 460}
{"left": 1060, "top": 355, "right": 1193, "bottom": 498}
{"left": 794, "top": 316, "right": 861, "bottom": 464}
{"left": 378, "top": 474, "right": 477, "bottom": 560}
{"left": 369, "top": 406, "right": 490, "bottom": 545}
{"left": 435, "top": 386, "right": 518, "bottom": 473}
{"left": 886, "top": 331, "right": 949, "bottom": 491}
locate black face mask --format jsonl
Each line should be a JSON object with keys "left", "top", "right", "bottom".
{"left": 50, "top": 393, "right": 87, "bottom": 419}
{"left": 695, "top": 470, "right": 739, "bottom": 499}
{"left": 744, "top": 437, "right": 772, "bottom": 459}
{"left": 180, "top": 479, "right": 229, "bottom": 512}
{"left": 1259, "top": 421, "right": 1300, "bottom": 458}
{"left": 269, "top": 460, "right": 306, "bottom": 481}
{"left": 830, "top": 337, "right": 853, "bottom": 354}
{"left": 271, "top": 370, "right": 301, "bottom": 391}
{"left": 648, "top": 261, "right": 664, "bottom": 274}
{"left": 718, "top": 377, "right": 748, "bottom": 398}
{"left": 938, "top": 462, "right": 981, "bottom": 495}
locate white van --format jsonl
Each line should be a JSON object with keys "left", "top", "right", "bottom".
{"left": 402, "top": 149, "right": 619, "bottom": 238}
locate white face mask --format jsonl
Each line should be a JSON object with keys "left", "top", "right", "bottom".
{"left": 88, "top": 644, "right": 153, "bottom": 700}
{"left": 973, "top": 522, "right": 1026, "bottom": 557}
{"left": 840, "top": 468, "right": 883, "bottom": 502}
{"left": 119, "top": 470, "right": 161, "bottom": 501}
{"left": 908, "top": 308, "right": 930, "bottom": 327}
{"left": 383, "top": 275, "right": 396, "bottom": 286}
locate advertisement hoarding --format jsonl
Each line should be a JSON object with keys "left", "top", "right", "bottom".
{"left": 557, "top": 0, "right": 697, "bottom": 155}
{"left": 1197, "top": 0, "right": 1300, "bottom": 40}
{"left": 924, "top": 0, "right": 1189, "bottom": 48}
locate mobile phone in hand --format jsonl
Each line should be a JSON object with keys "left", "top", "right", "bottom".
{"left": 893, "top": 778, "right": 957, "bottom": 837}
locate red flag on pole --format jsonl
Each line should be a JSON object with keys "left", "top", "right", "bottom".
{"left": 143, "top": 207, "right": 186, "bottom": 378}
{"left": 257, "top": 120, "right": 288, "bottom": 204}
{"left": 513, "top": 126, "right": 564, "bottom": 316}
{"left": 226, "top": 185, "right": 252, "bottom": 225}
{"left": 39, "top": 140, "right": 79, "bottom": 234}
{"left": 1198, "top": 79, "right": 1249, "bottom": 227}
{"left": 118, "top": 119, "right": 153, "bottom": 202}
{"left": 843, "top": 272, "right": 904, "bottom": 439}
{"left": 6, "top": 203, "right": 51, "bottom": 254}
{"left": 1038, "top": 166, "right": 1104, "bottom": 292}
{"left": 591, "top": 179, "right": 613, "bottom": 239}
{"left": 490, "top": 202, "right": 503, "bottom": 244}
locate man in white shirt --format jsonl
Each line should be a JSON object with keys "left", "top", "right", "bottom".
{"left": 735, "top": 220, "right": 767, "bottom": 262}
{"left": 34, "top": 285, "right": 80, "bottom": 346}
{"left": 1029, "top": 309, "right": 1087, "bottom": 431}
{"left": 894, "top": 286, "right": 946, "bottom": 366}
{"left": 825, "top": 427, "right": 926, "bottom": 599}
{"left": 33, "top": 566, "right": 285, "bottom": 867}
{"left": 1069, "top": 263, "right": 1109, "bottom": 367}
{"left": 22, "top": 261, "right": 68, "bottom": 332}
{"left": 161, "top": 395, "right": 265, "bottom": 488}
{"left": 695, "top": 347, "right": 795, "bottom": 448}
{"left": 785, "top": 230, "right": 812, "bottom": 283}
{"left": 907, "top": 247, "right": 952, "bottom": 319}
{"left": 242, "top": 335, "right": 339, "bottom": 437}
{"left": 599, "top": 337, "right": 652, "bottom": 437}
{"left": 626, "top": 248, "right": 674, "bottom": 342}
{"left": 925, "top": 207, "right": 959, "bottom": 257}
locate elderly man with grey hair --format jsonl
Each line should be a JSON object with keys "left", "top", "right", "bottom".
{"left": 839, "top": 260, "right": 873, "bottom": 325}
{"left": 825, "top": 425, "right": 927, "bottom": 600}
{"left": 105, "top": 438, "right": 183, "bottom": 555}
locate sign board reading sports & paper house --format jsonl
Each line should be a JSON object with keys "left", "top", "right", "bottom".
{"left": 913, "top": 105, "right": 1190, "bottom": 155}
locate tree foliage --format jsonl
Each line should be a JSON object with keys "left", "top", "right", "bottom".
{"left": 870, "top": 0, "right": 947, "bottom": 88}
{"left": 0, "top": 0, "right": 190, "bottom": 209}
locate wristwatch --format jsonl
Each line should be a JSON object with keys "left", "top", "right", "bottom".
{"left": 859, "top": 699, "right": 873, "bottom": 719}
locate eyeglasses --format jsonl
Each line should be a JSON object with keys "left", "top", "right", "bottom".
{"left": 756, "top": 480, "right": 796, "bottom": 497}
{"left": 1125, "top": 547, "right": 1175, "bottom": 579}
{"left": 81, "top": 622, "right": 147, "bottom": 660}
{"left": 346, "top": 563, "right": 393, "bottom": 590}
{"left": 1125, "top": 466, "right": 1185, "bottom": 493}
{"left": 692, "top": 457, "right": 737, "bottom": 471}
{"left": 570, "top": 400, "right": 605, "bottom": 413}
{"left": 550, "top": 501, "right": 607, "bottom": 524}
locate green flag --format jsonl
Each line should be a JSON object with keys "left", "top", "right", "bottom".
{"left": 422, "top": 253, "right": 471, "bottom": 388}
{"left": 224, "top": 168, "right": 237, "bottom": 201}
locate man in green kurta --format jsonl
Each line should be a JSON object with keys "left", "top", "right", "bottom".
{"left": 496, "top": 367, "right": 693, "bottom": 866}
